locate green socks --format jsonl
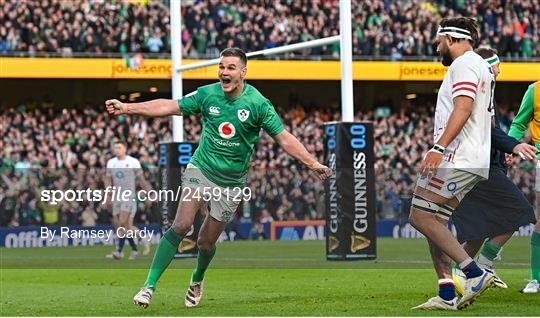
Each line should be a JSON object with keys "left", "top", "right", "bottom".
{"left": 143, "top": 228, "right": 184, "bottom": 290}
{"left": 191, "top": 245, "right": 217, "bottom": 283}
{"left": 478, "top": 241, "right": 502, "bottom": 267}
{"left": 531, "top": 231, "right": 540, "bottom": 281}
{"left": 142, "top": 229, "right": 217, "bottom": 288}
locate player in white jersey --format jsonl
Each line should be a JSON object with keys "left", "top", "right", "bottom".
{"left": 105, "top": 140, "right": 152, "bottom": 260}
{"left": 422, "top": 48, "right": 537, "bottom": 306}
{"left": 431, "top": 51, "right": 494, "bottom": 179}
{"left": 410, "top": 17, "right": 496, "bottom": 311}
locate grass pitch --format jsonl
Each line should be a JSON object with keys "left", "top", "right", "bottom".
{"left": 1, "top": 237, "right": 537, "bottom": 316}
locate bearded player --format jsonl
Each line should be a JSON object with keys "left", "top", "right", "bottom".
{"left": 409, "top": 17, "right": 497, "bottom": 310}
{"left": 105, "top": 48, "right": 332, "bottom": 308}
{"left": 416, "top": 48, "right": 537, "bottom": 309}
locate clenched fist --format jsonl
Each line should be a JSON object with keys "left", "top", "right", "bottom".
{"left": 308, "top": 161, "right": 333, "bottom": 180}
{"left": 105, "top": 99, "right": 128, "bottom": 116}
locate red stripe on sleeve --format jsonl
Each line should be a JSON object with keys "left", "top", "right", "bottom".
{"left": 452, "top": 87, "right": 476, "bottom": 94}
{"left": 452, "top": 81, "right": 477, "bottom": 88}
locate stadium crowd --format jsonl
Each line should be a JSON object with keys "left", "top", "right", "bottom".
{"left": 0, "top": 99, "right": 536, "bottom": 228}
{"left": 1, "top": 0, "right": 539, "bottom": 58}
{"left": 0, "top": 102, "right": 331, "bottom": 228}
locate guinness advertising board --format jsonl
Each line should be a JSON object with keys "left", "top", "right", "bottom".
{"left": 323, "top": 122, "right": 376, "bottom": 260}
{"left": 158, "top": 142, "right": 202, "bottom": 258}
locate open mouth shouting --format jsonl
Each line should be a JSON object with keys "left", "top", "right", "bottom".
{"left": 220, "top": 77, "right": 232, "bottom": 89}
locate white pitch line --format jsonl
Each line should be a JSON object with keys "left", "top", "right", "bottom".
{"left": 218, "top": 258, "right": 530, "bottom": 267}
{"left": 378, "top": 260, "right": 529, "bottom": 266}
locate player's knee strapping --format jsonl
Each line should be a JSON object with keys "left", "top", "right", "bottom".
{"left": 436, "top": 204, "right": 455, "bottom": 220}
{"left": 411, "top": 195, "right": 455, "bottom": 220}
{"left": 411, "top": 195, "right": 441, "bottom": 214}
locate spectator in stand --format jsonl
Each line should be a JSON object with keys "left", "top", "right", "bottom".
{"left": 249, "top": 221, "right": 266, "bottom": 240}
{"left": 147, "top": 30, "right": 164, "bottom": 53}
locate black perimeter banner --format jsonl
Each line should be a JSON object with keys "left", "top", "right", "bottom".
{"left": 324, "top": 122, "right": 376, "bottom": 260}
{"left": 158, "top": 142, "right": 201, "bottom": 258}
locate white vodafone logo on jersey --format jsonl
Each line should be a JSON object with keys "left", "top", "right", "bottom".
{"left": 218, "top": 122, "right": 236, "bottom": 139}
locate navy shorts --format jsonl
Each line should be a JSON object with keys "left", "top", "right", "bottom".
{"left": 453, "top": 167, "right": 536, "bottom": 243}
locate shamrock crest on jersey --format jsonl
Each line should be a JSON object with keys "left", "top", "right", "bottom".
{"left": 238, "top": 109, "right": 250, "bottom": 122}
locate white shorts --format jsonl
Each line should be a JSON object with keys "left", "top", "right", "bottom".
{"left": 112, "top": 201, "right": 137, "bottom": 216}
{"left": 416, "top": 161, "right": 484, "bottom": 202}
{"left": 181, "top": 163, "right": 241, "bottom": 223}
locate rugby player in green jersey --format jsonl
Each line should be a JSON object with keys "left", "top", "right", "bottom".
{"left": 105, "top": 48, "right": 333, "bottom": 308}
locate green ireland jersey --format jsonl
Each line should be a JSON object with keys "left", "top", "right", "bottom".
{"left": 508, "top": 81, "right": 540, "bottom": 159}
{"left": 178, "top": 82, "right": 284, "bottom": 187}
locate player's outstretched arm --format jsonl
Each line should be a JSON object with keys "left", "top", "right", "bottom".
{"left": 273, "top": 130, "right": 332, "bottom": 180}
{"left": 492, "top": 125, "right": 537, "bottom": 160}
{"left": 105, "top": 98, "right": 181, "bottom": 117}
{"left": 491, "top": 125, "right": 519, "bottom": 154}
